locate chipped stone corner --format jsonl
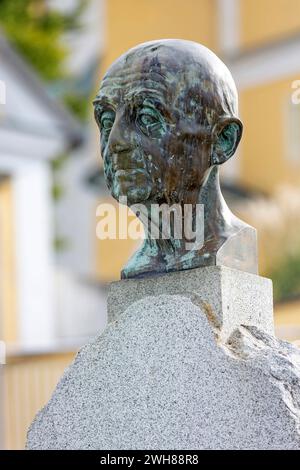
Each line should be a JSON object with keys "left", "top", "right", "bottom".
{"left": 187, "top": 291, "right": 300, "bottom": 437}
{"left": 187, "top": 293, "right": 222, "bottom": 331}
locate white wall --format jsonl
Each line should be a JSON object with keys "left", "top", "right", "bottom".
{"left": 55, "top": 268, "right": 107, "bottom": 340}
{"left": 1, "top": 56, "right": 62, "bottom": 132}
{"left": 55, "top": 136, "right": 97, "bottom": 277}
{"left": 48, "top": 0, "right": 105, "bottom": 75}
{"left": 0, "top": 39, "right": 72, "bottom": 160}
{"left": 1, "top": 154, "right": 56, "bottom": 348}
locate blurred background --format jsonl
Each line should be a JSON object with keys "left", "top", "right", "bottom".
{"left": 1, "top": 0, "right": 300, "bottom": 449}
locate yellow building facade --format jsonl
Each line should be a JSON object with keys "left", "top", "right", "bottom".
{"left": 0, "top": 178, "right": 17, "bottom": 344}
{"left": 101, "top": 0, "right": 217, "bottom": 73}
{"left": 239, "top": 76, "right": 300, "bottom": 193}
{"left": 240, "top": 0, "right": 300, "bottom": 49}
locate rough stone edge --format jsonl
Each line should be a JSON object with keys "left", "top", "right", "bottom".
{"left": 26, "top": 292, "right": 300, "bottom": 448}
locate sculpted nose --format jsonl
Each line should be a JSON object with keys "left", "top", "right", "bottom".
{"left": 108, "top": 114, "right": 132, "bottom": 154}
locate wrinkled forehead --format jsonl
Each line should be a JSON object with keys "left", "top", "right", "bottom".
{"left": 94, "top": 41, "right": 238, "bottom": 121}
{"left": 97, "top": 67, "right": 185, "bottom": 111}
{"left": 96, "top": 45, "right": 218, "bottom": 107}
{"left": 98, "top": 69, "right": 175, "bottom": 108}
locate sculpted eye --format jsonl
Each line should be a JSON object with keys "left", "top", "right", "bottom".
{"left": 139, "top": 108, "right": 159, "bottom": 126}
{"left": 100, "top": 110, "right": 115, "bottom": 132}
{"left": 137, "top": 106, "right": 166, "bottom": 137}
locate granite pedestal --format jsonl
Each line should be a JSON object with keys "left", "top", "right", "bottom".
{"left": 108, "top": 266, "right": 274, "bottom": 340}
{"left": 26, "top": 267, "right": 300, "bottom": 450}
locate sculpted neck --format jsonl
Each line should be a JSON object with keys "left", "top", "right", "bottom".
{"left": 140, "top": 165, "right": 232, "bottom": 256}
{"left": 121, "top": 165, "right": 239, "bottom": 278}
{"left": 198, "top": 165, "right": 233, "bottom": 239}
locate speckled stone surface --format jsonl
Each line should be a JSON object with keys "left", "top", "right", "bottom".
{"left": 108, "top": 266, "right": 274, "bottom": 340}
{"left": 27, "top": 294, "right": 300, "bottom": 450}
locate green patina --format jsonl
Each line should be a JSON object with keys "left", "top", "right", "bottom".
{"left": 94, "top": 39, "right": 257, "bottom": 279}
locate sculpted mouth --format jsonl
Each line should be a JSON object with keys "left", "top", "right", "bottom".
{"left": 113, "top": 160, "right": 146, "bottom": 172}
{"left": 112, "top": 151, "right": 146, "bottom": 172}
{"left": 114, "top": 168, "right": 147, "bottom": 177}
{"left": 114, "top": 164, "right": 141, "bottom": 171}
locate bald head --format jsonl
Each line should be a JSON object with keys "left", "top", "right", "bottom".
{"left": 97, "top": 39, "right": 239, "bottom": 127}
{"left": 94, "top": 39, "right": 242, "bottom": 206}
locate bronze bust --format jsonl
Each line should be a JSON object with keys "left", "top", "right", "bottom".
{"left": 94, "top": 39, "right": 257, "bottom": 279}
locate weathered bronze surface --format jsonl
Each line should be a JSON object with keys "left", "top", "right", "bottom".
{"left": 94, "top": 39, "right": 257, "bottom": 279}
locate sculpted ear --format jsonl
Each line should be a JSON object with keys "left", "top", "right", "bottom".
{"left": 211, "top": 117, "right": 243, "bottom": 165}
